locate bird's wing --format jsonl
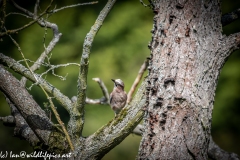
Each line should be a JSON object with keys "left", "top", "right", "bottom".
{"left": 109, "top": 92, "right": 113, "bottom": 104}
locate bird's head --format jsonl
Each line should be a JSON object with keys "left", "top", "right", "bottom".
{"left": 111, "top": 79, "right": 125, "bottom": 90}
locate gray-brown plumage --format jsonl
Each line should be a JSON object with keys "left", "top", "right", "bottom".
{"left": 110, "top": 79, "right": 127, "bottom": 116}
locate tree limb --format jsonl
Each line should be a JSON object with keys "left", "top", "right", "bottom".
{"left": 51, "top": 1, "right": 98, "bottom": 13}
{"left": 4, "top": 96, "right": 40, "bottom": 146}
{"left": 127, "top": 59, "right": 149, "bottom": 104}
{"left": 222, "top": 8, "right": 240, "bottom": 27}
{"left": 7, "top": 31, "right": 74, "bottom": 151}
{"left": 0, "top": 53, "right": 74, "bottom": 113}
{"left": 91, "top": 77, "right": 110, "bottom": 104}
{"left": 82, "top": 81, "right": 146, "bottom": 159}
{"left": 76, "top": 0, "right": 117, "bottom": 136}
{"left": 0, "top": 65, "right": 71, "bottom": 152}
{"left": 0, "top": 65, "right": 53, "bottom": 144}
{"left": 10, "top": 0, "right": 63, "bottom": 86}
{"left": 20, "top": 20, "right": 62, "bottom": 86}
{"left": 216, "top": 32, "right": 240, "bottom": 69}
{"left": 208, "top": 136, "right": 239, "bottom": 160}
{"left": 17, "top": 1, "right": 97, "bottom": 87}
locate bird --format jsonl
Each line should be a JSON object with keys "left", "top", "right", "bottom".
{"left": 109, "top": 79, "right": 127, "bottom": 116}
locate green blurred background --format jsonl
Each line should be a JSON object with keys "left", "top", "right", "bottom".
{"left": 0, "top": 0, "right": 239, "bottom": 159}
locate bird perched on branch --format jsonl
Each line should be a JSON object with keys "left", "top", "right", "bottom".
{"left": 110, "top": 79, "right": 127, "bottom": 116}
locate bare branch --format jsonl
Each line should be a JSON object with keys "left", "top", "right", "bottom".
{"left": 52, "top": 1, "right": 98, "bottom": 14}
{"left": 92, "top": 78, "right": 110, "bottom": 102}
{"left": 139, "top": 0, "right": 149, "bottom": 7}
{"left": 72, "top": 78, "right": 109, "bottom": 105}
{"left": 0, "top": 65, "right": 71, "bottom": 151}
{"left": 34, "top": 0, "right": 40, "bottom": 16}
{"left": 0, "top": 19, "right": 38, "bottom": 37}
{"left": 0, "top": 0, "right": 53, "bottom": 37}
{"left": 6, "top": 33, "right": 73, "bottom": 148}
{"left": 6, "top": 12, "right": 31, "bottom": 18}
{"left": 0, "top": 53, "right": 74, "bottom": 114}
{"left": 9, "top": 0, "right": 63, "bottom": 87}
{"left": 85, "top": 97, "right": 108, "bottom": 105}
{"left": 21, "top": 22, "right": 62, "bottom": 85}
{"left": 76, "top": 0, "right": 117, "bottom": 135}
{"left": 127, "top": 59, "right": 149, "bottom": 104}
{"left": 84, "top": 81, "right": 146, "bottom": 159}
{"left": 222, "top": 8, "right": 240, "bottom": 27}
{"left": 0, "top": 65, "right": 53, "bottom": 144}
{"left": 4, "top": 96, "right": 40, "bottom": 146}
{"left": 213, "top": 32, "right": 240, "bottom": 71}
{"left": 71, "top": 78, "right": 109, "bottom": 105}
{"left": 208, "top": 136, "right": 239, "bottom": 160}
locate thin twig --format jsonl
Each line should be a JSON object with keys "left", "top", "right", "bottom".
{"left": 52, "top": 1, "right": 98, "bottom": 13}
{"left": 127, "top": 59, "right": 149, "bottom": 104}
{"left": 92, "top": 78, "right": 110, "bottom": 102}
{"left": 0, "top": 19, "right": 38, "bottom": 37}
{"left": 6, "top": 12, "right": 31, "bottom": 18}
{"left": 0, "top": 53, "right": 73, "bottom": 113}
{"left": 139, "top": 0, "right": 149, "bottom": 7}
{"left": 0, "top": 0, "right": 53, "bottom": 37}
{"left": 84, "top": 78, "right": 110, "bottom": 105}
{"left": 38, "top": 63, "right": 79, "bottom": 80}
{"left": 20, "top": 21, "right": 62, "bottom": 86}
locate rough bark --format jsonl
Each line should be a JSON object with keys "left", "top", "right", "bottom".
{"left": 0, "top": 65, "right": 53, "bottom": 144}
{"left": 0, "top": 65, "right": 69, "bottom": 153}
{"left": 5, "top": 97, "right": 40, "bottom": 147}
{"left": 138, "top": 0, "right": 240, "bottom": 159}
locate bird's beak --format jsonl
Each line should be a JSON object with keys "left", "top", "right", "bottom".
{"left": 111, "top": 79, "right": 115, "bottom": 83}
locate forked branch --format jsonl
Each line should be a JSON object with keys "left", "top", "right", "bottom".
{"left": 85, "top": 78, "right": 110, "bottom": 105}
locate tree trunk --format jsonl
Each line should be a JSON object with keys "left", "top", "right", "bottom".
{"left": 138, "top": 0, "right": 239, "bottom": 159}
